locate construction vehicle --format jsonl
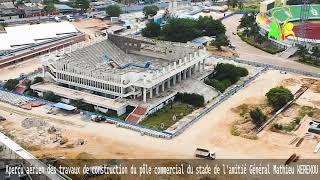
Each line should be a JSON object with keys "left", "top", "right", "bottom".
{"left": 90, "top": 115, "right": 106, "bottom": 122}
{"left": 195, "top": 148, "right": 216, "bottom": 160}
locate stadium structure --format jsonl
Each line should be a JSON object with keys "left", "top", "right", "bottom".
{"left": 31, "top": 34, "right": 211, "bottom": 124}
{"left": 0, "top": 22, "right": 85, "bottom": 68}
{"left": 257, "top": 0, "right": 320, "bottom": 57}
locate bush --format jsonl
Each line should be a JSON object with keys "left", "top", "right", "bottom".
{"left": 211, "top": 63, "right": 248, "bottom": 83}
{"left": 71, "top": 99, "right": 94, "bottom": 112}
{"left": 141, "top": 22, "right": 161, "bottom": 38}
{"left": 105, "top": 4, "right": 121, "bottom": 17}
{"left": 143, "top": 5, "right": 159, "bottom": 17}
{"left": 43, "top": 91, "right": 60, "bottom": 102}
{"left": 4, "top": 79, "right": 19, "bottom": 91}
{"left": 205, "top": 63, "right": 248, "bottom": 92}
{"left": 32, "top": 77, "right": 44, "bottom": 85}
{"left": 266, "top": 86, "right": 294, "bottom": 110}
{"left": 205, "top": 79, "right": 231, "bottom": 92}
{"left": 24, "top": 90, "right": 39, "bottom": 97}
{"left": 249, "top": 107, "right": 266, "bottom": 125}
{"left": 175, "top": 93, "right": 204, "bottom": 107}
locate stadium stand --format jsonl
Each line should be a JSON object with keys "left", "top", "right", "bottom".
{"left": 269, "top": 5, "right": 320, "bottom": 22}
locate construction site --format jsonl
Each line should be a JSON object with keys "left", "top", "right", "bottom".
{"left": 0, "top": 65, "right": 319, "bottom": 161}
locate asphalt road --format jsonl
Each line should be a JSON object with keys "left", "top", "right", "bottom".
{"left": 222, "top": 14, "right": 320, "bottom": 74}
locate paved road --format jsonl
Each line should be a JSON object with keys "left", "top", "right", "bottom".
{"left": 222, "top": 14, "right": 320, "bottom": 74}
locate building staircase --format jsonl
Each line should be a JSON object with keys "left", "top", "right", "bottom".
{"left": 279, "top": 46, "right": 299, "bottom": 59}
{"left": 126, "top": 105, "right": 148, "bottom": 124}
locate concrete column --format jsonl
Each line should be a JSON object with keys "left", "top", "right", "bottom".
{"left": 167, "top": 79, "right": 171, "bottom": 88}
{"left": 156, "top": 85, "right": 159, "bottom": 95}
{"left": 162, "top": 82, "right": 165, "bottom": 92}
{"left": 202, "top": 59, "right": 205, "bottom": 71}
{"left": 173, "top": 75, "right": 176, "bottom": 86}
{"left": 183, "top": 70, "right": 187, "bottom": 79}
{"left": 143, "top": 88, "right": 147, "bottom": 102}
{"left": 188, "top": 67, "right": 192, "bottom": 77}
{"left": 150, "top": 87, "right": 153, "bottom": 99}
{"left": 178, "top": 72, "right": 182, "bottom": 82}
{"left": 198, "top": 62, "right": 201, "bottom": 71}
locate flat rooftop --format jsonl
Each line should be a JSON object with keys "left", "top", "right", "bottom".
{"left": 31, "top": 83, "right": 127, "bottom": 110}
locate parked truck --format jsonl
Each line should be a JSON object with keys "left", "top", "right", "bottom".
{"left": 195, "top": 148, "right": 216, "bottom": 160}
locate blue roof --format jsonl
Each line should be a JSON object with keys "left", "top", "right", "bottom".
{"left": 53, "top": 102, "right": 76, "bottom": 111}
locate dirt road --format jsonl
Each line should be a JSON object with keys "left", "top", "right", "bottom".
{"left": 222, "top": 14, "right": 320, "bottom": 74}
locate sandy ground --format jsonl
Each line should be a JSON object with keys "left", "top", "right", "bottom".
{"left": 0, "top": 70, "right": 320, "bottom": 160}
{"left": 222, "top": 14, "right": 320, "bottom": 74}
{"left": 71, "top": 19, "right": 111, "bottom": 37}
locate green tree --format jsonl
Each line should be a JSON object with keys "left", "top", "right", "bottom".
{"left": 75, "top": 0, "right": 89, "bottom": 13}
{"left": 105, "top": 4, "right": 122, "bottom": 17}
{"left": 43, "top": 91, "right": 60, "bottom": 102}
{"left": 197, "top": 16, "right": 226, "bottom": 36}
{"left": 4, "top": 79, "right": 19, "bottom": 91}
{"left": 32, "top": 77, "right": 44, "bottom": 85}
{"left": 162, "top": 18, "right": 201, "bottom": 42}
{"left": 25, "top": 90, "right": 39, "bottom": 97}
{"left": 238, "top": 1, "right": 244, "bottom": 10}
{"left": 210, "top": 35, "right": 230, "bottom": 51}
{"left": 266, "top": 86, "right": 294, "bottom": 110}
{"left": 143, "top": 5, "right": 159, "bottom": 17}
{"left": 71, "top": 99, "right": 95, "bottom": 112}
{"left": 175, "top": 93, "right": 205, "bottom": 107}
{"left": 250, "top": 107, "right": 266, "bottom": 125}
{"left": 142, "top": 22, "right": 161, "bottom": 38}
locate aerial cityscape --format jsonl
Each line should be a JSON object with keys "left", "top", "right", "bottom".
{"left": 0, "top": 0, "right": 320, "bottom": 179}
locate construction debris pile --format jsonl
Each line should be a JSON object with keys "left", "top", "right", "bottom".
{"left": 21, "top": 118, "right": 48, "bottom": 129}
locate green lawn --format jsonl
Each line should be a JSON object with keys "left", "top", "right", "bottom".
{"left": 139, "top": 103, "right": 195, "bottom": 131}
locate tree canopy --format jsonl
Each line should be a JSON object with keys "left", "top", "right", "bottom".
{"left": 43, "top": 0, "right": 57, "bottom": 13}
{"left": 159, "top": 17, "right": 226, "bottom": 42}
{"left": 197, "top": 16, "right": 226, "bottom": 37}
{"left": 210, "top": 35, "right": 230, "bottom": 50}
{"left": 266, "top": 86, "right": 294, "bottom": 110}
{"left": 175, "top": 93, "right": 205, "bottom": 107}
{"left": 250, "top": 107, "right": 266, "bottom": 125}
{"left": 32, "top": 77, "right": 44, "bottom": 85}
{"left": 75, "top": 0, "right": 90, "bottom": 13}
{"left": 105, "top": 4, "right": 122, "bottom": 17}
{"left": 205, "top": 63, "right": 248, "bottom": 92}
{"left": 4, "top": 79, "right": 19, "bottom": 91}
{"left": 143, "top": 5, "right": 159, "bottom": 17}
{"left": 162, "top": 18, "right": 201, "bottom": 42}
{"left": 43, "top": 91, "right": 60, "bottom": 103}
{"left": 141, "top": 22, "right": 161, "bottom": 38}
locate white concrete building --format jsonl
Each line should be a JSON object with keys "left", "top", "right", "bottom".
{"left": 33, "top": 34, "right": 209, "bottom": 121}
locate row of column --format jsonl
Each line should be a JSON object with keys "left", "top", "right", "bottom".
{"left": 142, "top": 59, "right": 205, "bottom": 102}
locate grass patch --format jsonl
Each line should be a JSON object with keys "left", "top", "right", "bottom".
{"left": 237, "top": 32, "right": 283, "bottom": 54}
{"left": 231, "top": 126, "right": 240, "bottom": 136}
{"left": 139, "top": 103, "right": 195, "bottom": 131}
{"left": 298, "top": 58, "right": 320, "bottom": 68}
{"left": 271, "top": 106, "right": 319, "bottom": 132}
